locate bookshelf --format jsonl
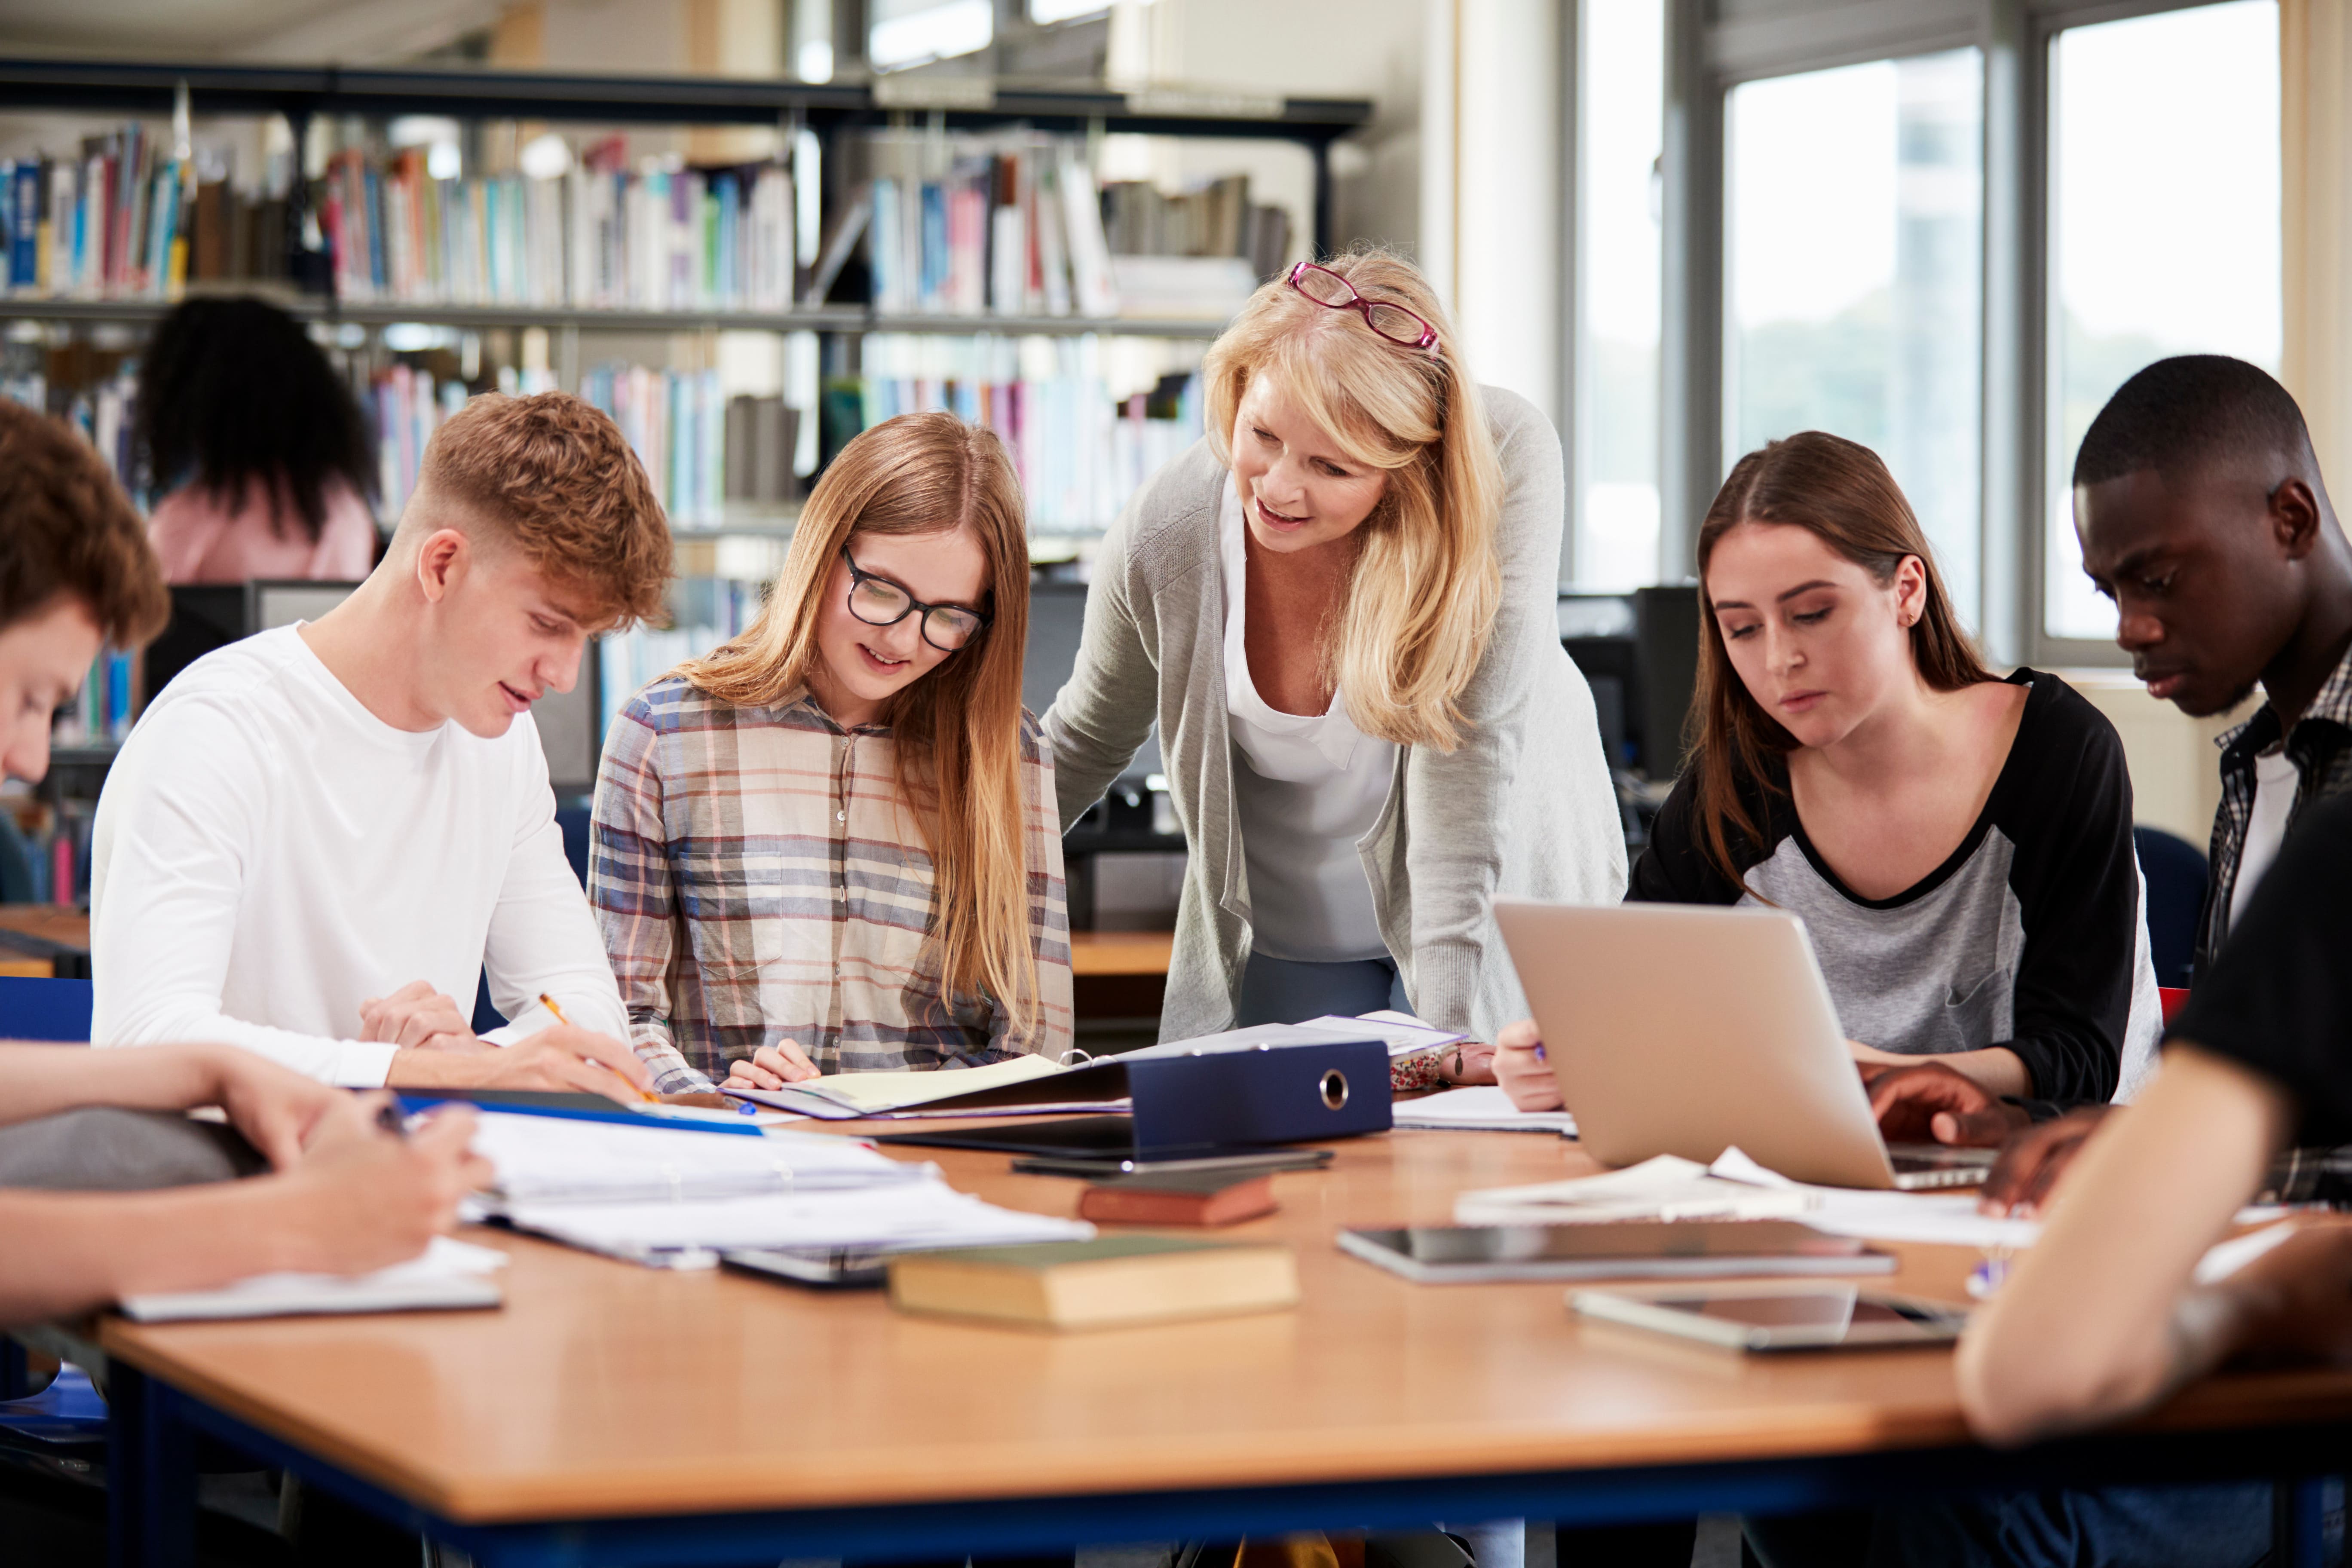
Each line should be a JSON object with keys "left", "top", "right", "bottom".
{"left": 0, "top": 59, "right": 1370, "bottom": 253}
{"left": 0, "top": 62, "right": 1367, "bottom": 911}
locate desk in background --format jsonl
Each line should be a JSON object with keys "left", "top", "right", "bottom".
{"left": 97, "top": 1126, "right": 2352, "bottom": 1568}
{"left": 0, "top": 906, "right": 89, "bottom": 979}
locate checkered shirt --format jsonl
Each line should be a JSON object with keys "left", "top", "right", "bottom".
{"left": 2200, "top": 644, "right": 2352, "bottom": 974}
{"left": 590, "top": 677, "right": 1075, "bottom": 1093}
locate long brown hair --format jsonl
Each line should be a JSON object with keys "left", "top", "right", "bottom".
{"left": 1688, "top": 431, "right": 1993, "bottom": 891}
{"left": 677, "top": 412, "right": 1039, "bottom": 1033}
{"left": 1203, "top": 245, "right": 1502, "bottom": 750}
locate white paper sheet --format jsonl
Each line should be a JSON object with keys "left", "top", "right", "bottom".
{"left": 1701, "top": 1147, "right": 2045, "bottom": 1249}
{"left": 120, "top": 1237, "right": 508, "bottom": 1322}
{"left": 722, "top": 1053, "right": 1073, "bottom": 1116}
{"left": 1394, "top": 1085, "right": 1578, "bottom": 1136}
{"left": 1121, "top": 1011, "right": 1467, "bottom": 1063}
{"left": 501, "top": 1180, "right": 1093, "bottom": 1265}
{"left": 1454, "top": 1153, "right": 1816, "bottom": 1225}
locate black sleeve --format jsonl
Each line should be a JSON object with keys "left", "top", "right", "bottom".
{"left": 1626, "top": 766, "right": 1762, "bottom": 906}
{"left": 2170, "top": 791, "right": 2352, "bottom": 1147}
{"left": 1988, "top": 678, "right": 2138, "bottom": 1104}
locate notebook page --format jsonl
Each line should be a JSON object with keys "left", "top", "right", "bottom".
{"left": 503, "top": 1180, "right": 1093, "bottom": 1259}
{"left": 470, "top": 1112, "right": 924, "bottom": 1202}
{"left": 120, "top": 1237, "right": 508, "bottom": 1322}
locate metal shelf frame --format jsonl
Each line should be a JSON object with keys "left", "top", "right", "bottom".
{"left": 0, "top": 296, "right": 1234, "bottom": 339}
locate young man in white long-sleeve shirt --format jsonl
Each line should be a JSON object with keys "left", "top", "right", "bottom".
{"left": 91, "top": 391, "right": 671, "bottom": 1099}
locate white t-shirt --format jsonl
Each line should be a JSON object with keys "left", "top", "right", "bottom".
{"left": 2228, "top": 747, "right": 2303, "bottom": 931}
{"left": 89, "top": 625, "right": 628, "bottom": 1086}
{"left": 1220, "top": 479, "right": 1398, "bottom": 962}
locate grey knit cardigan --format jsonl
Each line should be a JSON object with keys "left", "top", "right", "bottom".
{"left": 1041, "top": 384, "right": 1629, "bottom": 1043}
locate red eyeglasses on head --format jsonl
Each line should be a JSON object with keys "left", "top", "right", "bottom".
{"left": 1286, "top": 261, "right": 1441, "bottom": 352}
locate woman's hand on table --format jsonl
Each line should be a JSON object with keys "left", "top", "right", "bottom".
{"left": 1493, "top": 1018, "right": 1565, "bottom": 1111}
{"left": 724, "top": 1041, "right": 822, "bottom": 1090}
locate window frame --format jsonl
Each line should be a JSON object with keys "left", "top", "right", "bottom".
{"left": 1634, "top": 0, "right": 2265, "bottom": 668}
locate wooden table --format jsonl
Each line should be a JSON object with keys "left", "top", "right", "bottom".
{"left": 0, "top": 905, "right": 89, "bottom": 979}
{"left": 95, "top": 1127, "right": 2352, "bottom": 1567}
{"left": 1069, "top": 930, "right": 1175, "bottom": 977}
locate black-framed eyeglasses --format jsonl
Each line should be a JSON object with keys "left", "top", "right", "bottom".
{"left": 1287, "top": 261, "right": 1441, "bottom": 352}
{"left": 842, "top": 546, "right": 991, "bottom": 652}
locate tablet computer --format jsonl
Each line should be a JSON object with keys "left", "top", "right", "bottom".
{"left": 1570, "top": 1283, "right": 1969, "bottom": 1351}
{"left": 1339, "top": 1220, "right": 1893, "bottom": 1284}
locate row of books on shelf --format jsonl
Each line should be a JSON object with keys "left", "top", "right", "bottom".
{"left": 51, "top": 647, "right": 136, "bottom": 747}
{"left": 2, "top": 369, "right": 145, "bottom": 502}
{"left": 0, "top": 126, "right": 201, "bottom": 301}
{"left": 325, "top": 142, "right": 798, "bottom": 313}
{"left": 838, "top": 333, "right": 1205, "bottom": 534}
{"left": 9, "top": 798, "right": 94, "bottom": 907}
{"left": 580, "top": 364, "right": 728, "bottom": 529}
{"left": 852, "top": 137, "right": 1277, "bottom": 324}
{"left": 2, "top": 121, "right": 1291, "bottom": 327}
{"left": 596, "top": 609, "right": 753, "bottom": 737}
{"left": 371, "top": 360, "right": 743, "bottom": 530}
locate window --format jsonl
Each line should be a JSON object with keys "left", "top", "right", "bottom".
{"left": 2043, "top": 0, "right": 2281, "bottom": 641}
{"left": 1573, "top": 0, "right": 1666, "bottom": 590}
{"left": 1725, "top": 48, "right": 1985, "bottom": 623}
{"left": 868, "top": 0, "right": 994, "bottom": 72}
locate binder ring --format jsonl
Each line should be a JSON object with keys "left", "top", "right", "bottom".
{"left": 1320, "top": 1069, "right": 1350, "bottom": 1110}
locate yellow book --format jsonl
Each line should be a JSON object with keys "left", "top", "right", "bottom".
{"left": 888, "top": 1236, "right": 1299, "bottom": 1330}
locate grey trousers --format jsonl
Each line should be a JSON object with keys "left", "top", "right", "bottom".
{"left": 0, "top": 1108, "right": 266, "bottom": 1191}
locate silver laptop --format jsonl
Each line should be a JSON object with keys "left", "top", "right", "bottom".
{"left": 1494, "top": 900, "right": 1997, "bottom": 1191}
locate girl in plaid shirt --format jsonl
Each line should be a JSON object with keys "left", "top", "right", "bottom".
{"left": 590, "top": 413, "right": 1073, "bottom": 1092}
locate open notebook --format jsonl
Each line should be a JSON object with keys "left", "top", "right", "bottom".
{"left": 467, "top": 1109, "right": 925, "bottom": 1204}
{"left": 724, "top": 1011, "right": 1463, "bottom": 1121}
{"left": 119, "top": 1237, "right": 508, "bottom": 1322}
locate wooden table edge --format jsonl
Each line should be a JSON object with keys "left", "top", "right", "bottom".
{"left": 96, "top": 1303, "right": 2352, "bottom": 1528}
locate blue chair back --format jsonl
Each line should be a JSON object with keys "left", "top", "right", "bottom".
{"left": 0, "top": 977, "right": 93, "bottom": 1042}
{"left": 556, "top": 800, "right": 593, "bottom": 889}
{"left": 2135, "top": 825, "right": 2208, "bottom": 989}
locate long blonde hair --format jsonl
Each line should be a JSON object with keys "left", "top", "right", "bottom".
{"left": 1203, "top": 245, "right": 1503, "bottom": 750}
{"left": 678, "top": 412, "right": 1038, "bottom": 1032}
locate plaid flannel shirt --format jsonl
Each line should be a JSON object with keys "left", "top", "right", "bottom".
{"left": 2199, "top": 644, "right": 2352, "bottom": 976}
{"left": 590, "top": 678, "right": 1075, "bottom": 1093}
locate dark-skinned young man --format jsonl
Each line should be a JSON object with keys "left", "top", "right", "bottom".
{"left": 1870, "top": 354, "right": 2352, "bottom": 1217}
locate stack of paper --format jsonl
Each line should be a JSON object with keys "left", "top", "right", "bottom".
{"left": 1394, "top": 1086, "right": 1578, "bottom": 1136}
{"left": 728, "top": 1054, "right": 1121, "bottom": 1121}
{"left": 1454, "top": 1154, "right": 1817, "bottom": 1226}
{"left": 462, "top": 1109, "right": 1090, "bottom": 1269}
{"left": 469, "top": 1111, "right": 926, "bottom": 1203}
{"left": 504, "top": 1182, "right": 1093, "bottom": 1267}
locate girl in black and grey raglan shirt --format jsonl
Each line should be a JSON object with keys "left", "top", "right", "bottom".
{"left": 1493, "top": 433, "right": 2160, "bottom": 1127}
{"left": 1632, "top": 667, "right": 2162, "bottom": 1108}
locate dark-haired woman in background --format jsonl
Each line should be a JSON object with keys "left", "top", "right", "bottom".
{"left": 137, "top": 296, "right": 378, "bottom": 583}
{"left": 1497, "top": 429, "right": 2160, "bottom": 1133}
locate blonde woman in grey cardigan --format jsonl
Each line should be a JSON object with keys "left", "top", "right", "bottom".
{"left": 1044, "top": 247, "right": 1626, "bottom": 1049}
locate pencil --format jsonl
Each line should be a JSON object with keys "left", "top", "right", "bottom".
{"left": 540, "top": 992, "right": 659, "bottom": 1104}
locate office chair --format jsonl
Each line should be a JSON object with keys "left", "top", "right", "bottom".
{"left": 2134, "top": 825, "right": 2208, "bottom": 990}
{"left": 0, "top": 978, "right": 93, "bottom": 1044}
